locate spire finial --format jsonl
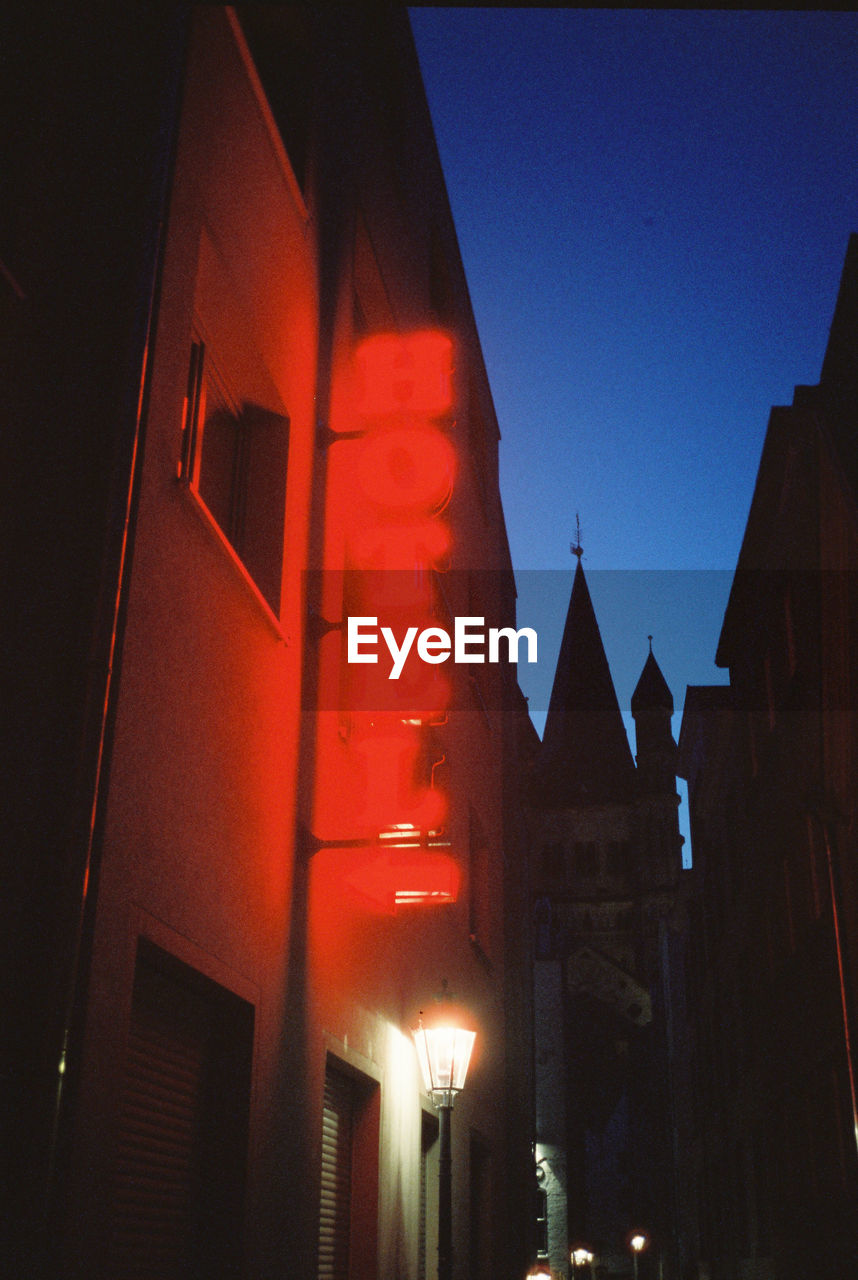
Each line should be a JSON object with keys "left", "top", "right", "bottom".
{"left": 648, "top": 635, "right": 653, "bottom": 654}
{"left": 570, "top": 513, "right": 583, "bottom": 561}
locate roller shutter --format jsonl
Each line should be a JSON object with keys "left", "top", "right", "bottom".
{"left": 318, "top": 1065, "right": 355, "bottom": 1279}
{"left": 108, "top": 942, "right": 252, "bottom": 1279}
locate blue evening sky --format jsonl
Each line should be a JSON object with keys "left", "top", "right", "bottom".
{"left": 410, "top": 9, "right": 858, "bottom": 859}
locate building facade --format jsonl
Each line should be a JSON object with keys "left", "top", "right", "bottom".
{"left": 528, "top": 561, "right": 687, "bottom": 1280}
{"left": 677, "top": 236, "right": 858, "bottom": 1280}
{"left": 3, "top": 8, "right": 533, "bottom": 1278}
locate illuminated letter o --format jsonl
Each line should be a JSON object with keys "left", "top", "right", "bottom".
{"left": 357, "top": 427, "right": 456, "bottom": 513}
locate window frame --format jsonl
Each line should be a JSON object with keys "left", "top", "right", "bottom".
{"left": 178, "top": 327, "right": 290, "bottom": 624}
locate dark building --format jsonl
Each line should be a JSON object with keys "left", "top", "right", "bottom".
{"left": 529, "top": 559, "right": 687, "bottom": 1279}
{"left": 3, "top": 8, "right": 533, "bottom": 1278}
{"left": 678, "top": 235, "right": 858, "bottom": 1280}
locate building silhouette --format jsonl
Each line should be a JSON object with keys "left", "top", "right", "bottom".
{"left": 529, "top": 559, "right": 686, "bottom": 1279}
{"left": 678, "top": 234, "right": 858, "bottom": 1280}
{"left": 3, "top": 9, "right": 533, "bottom": 1277}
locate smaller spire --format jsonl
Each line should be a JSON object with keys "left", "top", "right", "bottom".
{"left": 632, "top": 641, "right": 674, "bottom": 716}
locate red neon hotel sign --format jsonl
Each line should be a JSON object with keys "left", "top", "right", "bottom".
{"left": 312, "top": 331, "right": 536, "bottom": 911}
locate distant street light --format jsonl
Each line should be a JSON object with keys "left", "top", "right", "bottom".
{"left": 572, "top": 1245, "right": 595, "bottom": 1279}
{"left": 629, "top": 1232, "right": 648, "bottom": 1280}
{"left": 413, "top": 983, "right": 476, "bottom": 1280}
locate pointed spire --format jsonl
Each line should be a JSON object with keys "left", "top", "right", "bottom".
{"left": 631, "top": 642, "right": 674, "bottom": 716}
{"left": 533, "top": 561, "right": 636, "bottom": 807}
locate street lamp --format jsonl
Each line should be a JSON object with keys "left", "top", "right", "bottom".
{"left": 572, "top": 1245, "right": 595, "bottom": 1278}
{"left": 412, "top": 983, "right": 476, "bottom": 1280}
{"left": 629, "top": 1232, "right": 648, "bottom": 1280}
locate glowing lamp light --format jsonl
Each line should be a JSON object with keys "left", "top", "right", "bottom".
{"left": 412, "top": 985, "right": 475, "bottom": 1105}
{"left": 413, "top": 1019, "right": 475, "bottom": 1098}
{"left": 629, "top": 1231, "right": 648, "bottom": 1280}
{"left": 412, "top": 1016, "right": 475, "bottom": 1102}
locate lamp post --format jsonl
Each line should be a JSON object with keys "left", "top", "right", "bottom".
{"left": 412, "top": 984, "right": 476, "bottom": 1280}
{"left": 629, "top": 1232, "right": 648, "bottom": 1280}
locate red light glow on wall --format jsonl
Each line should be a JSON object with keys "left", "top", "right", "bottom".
{"left": 353, "top": 330, "right": 453, "bottom": 418}
{"left": 314, "top": 844, "right": 461, "bottom": 915}
{"left": 313, "top": 331, "right": 458, "bottom": 911}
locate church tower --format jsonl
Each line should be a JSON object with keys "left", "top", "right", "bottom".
{"left": 632, "top": 643, "right": 684, "bottom": 892}
{"left": 529, "top": 557, "right": 682, "bottom": 1280}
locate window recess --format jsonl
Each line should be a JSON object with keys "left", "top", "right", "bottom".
{"left": 179, "top": 336, "right": 289, "bottom": 614}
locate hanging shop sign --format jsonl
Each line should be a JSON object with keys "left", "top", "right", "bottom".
{"left": 312, "top": 331, "right": 460, "bottom": 910}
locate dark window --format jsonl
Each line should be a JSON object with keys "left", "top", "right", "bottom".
{"left": 108, "top": 940, "right": 253, "bottom": 1280}
{"left": 535, "top": 1187, "right": 548, "bottom": 1256}
{"left": 181, "top": 338, "right": 289, "bottom": 614}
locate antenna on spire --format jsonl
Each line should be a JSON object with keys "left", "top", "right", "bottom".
{"left": 570, "top": 513, "right": 583, "bottom": 561}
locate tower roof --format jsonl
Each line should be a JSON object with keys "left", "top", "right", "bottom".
{"left": 631, "top": 646, "right": 674, "bottom": 716}
{"left": 532, "top": 560, "right": 636, "bottom": 807}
